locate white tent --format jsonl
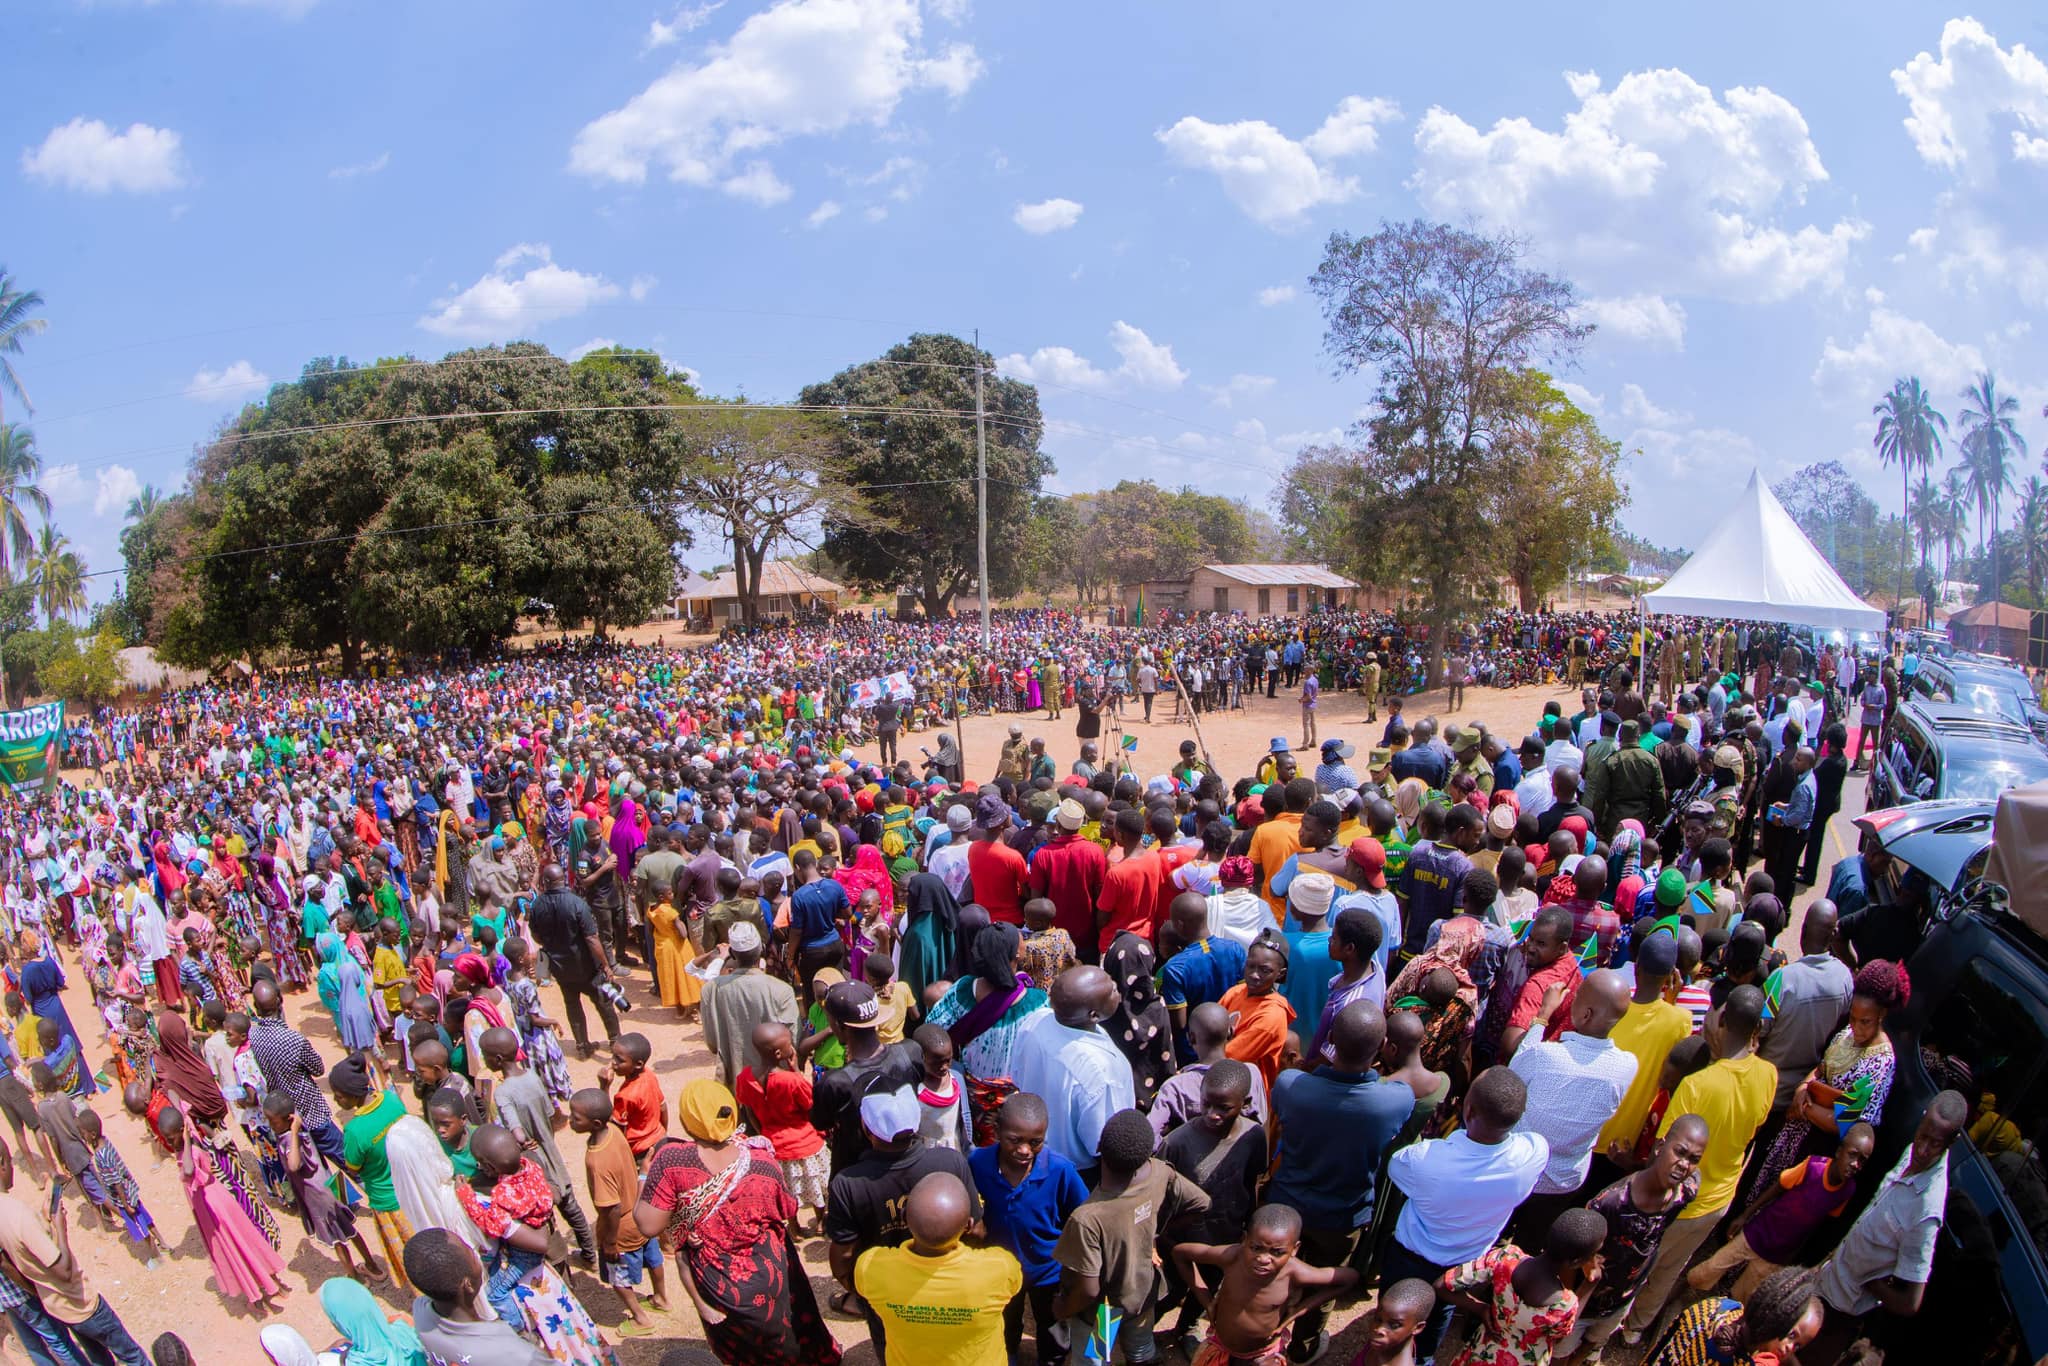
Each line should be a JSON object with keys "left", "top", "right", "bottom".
{"left": 1643, "top": 469, "right": 1886, "bottom": 631}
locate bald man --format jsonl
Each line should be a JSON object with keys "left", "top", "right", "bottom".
{"left": 1006, "top": 967, "right": 1136, "bottom": 1177}
{"left": 855, "top": 1173, "right": 1021, "bottom": 1366}
{"left": 1506, "top": 968, "right": 1640, "bottom": 1244}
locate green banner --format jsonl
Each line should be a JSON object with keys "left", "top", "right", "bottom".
{"left": 0, "top": 702, "right": 64, "bottom": 795}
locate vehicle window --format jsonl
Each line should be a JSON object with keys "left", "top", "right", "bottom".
{"left": 1916, "top": 743, "right": 1942, "bottom": 799}
{"left": 1942, "top": 753, "right": 2048, "bottom": 801}
{"left": 1917, "top": 670, "right": 1952, "bottom": 702}
{"left": 1890, "top": 723, "right": 1928, "bottom": 790}
{"left": 1921, "top": 960, "right": 2048, "bottom": 1271}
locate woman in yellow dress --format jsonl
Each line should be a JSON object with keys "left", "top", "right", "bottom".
{"left": 647, "top": 892, "right": 701, "bottom": 1018}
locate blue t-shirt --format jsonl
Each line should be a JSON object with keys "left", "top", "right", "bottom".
{"left": 1265, "top": 1068, "right": 1410, "bottom": 1230}
{"left": 1160, "top": 937, "right": 1248, "bottom": 1061}
{"left": 968, "top": 1144, "right": 1088, "bottom": 1285}
{"left": 788, "top": 879, "right": 850, "bottom": 949}
{"left": 1282, "top": 930, "right": 1336, "bottom": 1035}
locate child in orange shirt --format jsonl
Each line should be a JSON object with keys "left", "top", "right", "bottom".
{"left": 598, "top": 1032, "right": 666, "bottom": 1161}
{"left": 1219, "top": 936, "right": 1295, "bottom": 1089}
{"left": 734, "top": 1021, "right": 828, "bottom": 1232}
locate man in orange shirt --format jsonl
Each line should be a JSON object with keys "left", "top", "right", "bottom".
{"left": 1250, "top": 777, "right": 1315, "bottom": 924}
{"left": 966, "top": 792, "right": 1030, "bottom": 925}
{"left": 1095, "top": 808, "right": 1161, "bottom": 953}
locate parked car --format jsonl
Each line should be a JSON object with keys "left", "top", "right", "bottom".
{"left": 1855, "top": 792, "right": 2048, "bottom": 1366}
{"left": 1867, "top": 699, "right": 2048, "bottom": 809}
{"left": 1908, "top": 654, "right": 2048, "bottom": 743}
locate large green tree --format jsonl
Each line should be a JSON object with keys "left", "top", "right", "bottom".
{"left": 1306, "top": 220, "right": 1589, "bottom": 683}
{"left": 804, "top": 334, "right": 1049, "bottom": 618}
{"left": 1490, "top": 371, "right": 1626, "bottom": 610}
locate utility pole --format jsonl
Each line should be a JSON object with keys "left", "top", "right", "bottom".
{"left": 974, "top": 328, "right": 991, "bottom": 647}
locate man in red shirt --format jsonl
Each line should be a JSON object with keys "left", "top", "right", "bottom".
{"left": 1147, "top": 806, "right": 1199, "bottom": 905}
{"left": 966, "top": 792, "right": 1030, "bottom": 924}
{"left": 1095, "top": 807, "right": 1161, "bottom": 953}
{"left": 1028, "top": 798, "right": 1107, "bottom": 961}
{"left": 1499, "top": 905, "right": 1583, "bottom": 1060}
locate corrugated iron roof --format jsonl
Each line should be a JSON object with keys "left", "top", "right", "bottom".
{"left": 1201, "top": 563, "right": 1359, "bottom": 589}
{"left": 675, "top": 560, "right": 845, "bottom": 600}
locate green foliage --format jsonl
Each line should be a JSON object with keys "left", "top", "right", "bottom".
{"left": 1492, "top": 371, "right": 1627, "bottom": 610}
{"left": 40, "top": 625, "right": 124, "bottom": 707}
{"left": 1, "top": 620, "right": 74, "bottom": 707}
{"left": 531, "top": 474, "right": 672, "bottom": 637}
{"left": 805, "top": 333, "right": 1049, "bottom": 617}
{"left": 1067, "top": 481, "right": 1255, "bottom": 591}
{"left": 1773, "top": 461, "right": 1911, "bottom": 600}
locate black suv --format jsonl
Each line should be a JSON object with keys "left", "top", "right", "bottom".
{"left": 1908, "top": 654, "right": 2048, "bottom": 744}
{"left": 1867, "top": 699, "right": 2048, "bottom": 808}
{"left": 1855, "top": 799, "right": 2048, "bottom": 1364}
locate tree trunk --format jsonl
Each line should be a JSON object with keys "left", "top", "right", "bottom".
{"left": 919, "top": 563, "right": 946, "bottom": 619}
{"left": 340, "top": 636, "right": 362, "bottom": 676}
{"left": 733, "top": 534, "right": 758, "bottom": 625}
{"left": 743, "top": 542, "right": 768, "bottom": 625}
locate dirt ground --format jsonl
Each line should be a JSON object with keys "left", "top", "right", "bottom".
{"left": 57, "top": 678, "right": 1858, "bottom": 1364}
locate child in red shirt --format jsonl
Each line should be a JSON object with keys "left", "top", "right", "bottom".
{"left": 599, "top": 1032, "right": 666, "bottom": 1160}
{"left": 734, "top": 1021, "right": 828, "bottom": 1230}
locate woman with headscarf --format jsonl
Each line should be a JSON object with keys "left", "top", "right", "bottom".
{"left": 316, "top": 932, "right": 380, "bottom": 1052}
{"left": 608, "top": 793, "right": 646, "bottom": 884}
{"left": 1205, "top": 856, "right": 1273, "bottom": 949}
{"left": 636, "top": 1079, "right": 840, "bottom": 1366}
{"left": 895, "top": 873, "right": 960, "bottom": 1006}
{"left": 319, "top": 1278, "right": 429, "bottom": 1366}
{"left": 156, "top": 1101, "right": 289, "bottom": 1315}
{"left": 921, "top": 920, "right": 1049, "bottom": 1143}
{"left": 1100, "top": 929, "right": 1175, "bottom": 1109}
{"left": 1392, "top": 777, "right": 1429, "bottom": 842}
{"left": 155, "top": 1009, "right": 229, "bottom": 1127}
{"left": 16, "top": 932, "right": 93, "bottom": 1096}
{"left": 832, "top": 844, "right": 895, "bottom": 921}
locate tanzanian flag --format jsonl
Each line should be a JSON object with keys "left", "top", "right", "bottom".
{"left": 1083, "top": 1301, "right": 1123, "bottom": 1365}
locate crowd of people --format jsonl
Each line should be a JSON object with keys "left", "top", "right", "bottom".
{"left": 0, "top": 604, "right": 1960, "bottom": 1366}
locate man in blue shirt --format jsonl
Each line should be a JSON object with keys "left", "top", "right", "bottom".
{"left": 787, "top": 849, "right": 851, "bottom": 986}
{"left": 1265, "top": 1001, "right": 1409, "bottom": 1361}
{"left": 1483, "top": 731, "right": 1522, "bottom": 795}
{"left": 1159, "top": 894, "right": 1248, "bottom": 1062}
{"left": 969, "top": 1092, "right": 1087, "bottom": 1366}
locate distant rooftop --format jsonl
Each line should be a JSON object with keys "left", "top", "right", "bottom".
{"left": 1201, "top": 563, "right": 1359, "bottom": 589}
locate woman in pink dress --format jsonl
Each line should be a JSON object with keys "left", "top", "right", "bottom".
{"left": 157, "top": 1101, "right": 290, "bottom": 1315}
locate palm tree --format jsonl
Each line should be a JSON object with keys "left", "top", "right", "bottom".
{"left": 2020, "top": 475, "right": 2048, "bottom": 602}
{"left": 0, "top": 426, "right": 49, "bottom": 577}
{"left": 0, "top": 271, "right": 46, "bottom": 420}
{"left": 1937, "top": 469, "right": 1971, "bottom": 586}
{"left": 1958, "top": 370, "right": 2028, "bottom": 601}
{"left": 1908, "top": 473, "right": 1941, "bottom": 575}
{"left": 26, "top": 523, "right": 84, "bottom": 626}
{"left": 124, "top": 483, "right": 163, "bottom": 525}
{"left": 1872, "top": 377, "right": 1947, "bottom": 609}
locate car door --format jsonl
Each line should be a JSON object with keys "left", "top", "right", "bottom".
{"left": 1873, "top": 718, "right": 1925, "bottom": 807}
{"left": 1888, "top": 953, "right": 2048, "bottom": 1366}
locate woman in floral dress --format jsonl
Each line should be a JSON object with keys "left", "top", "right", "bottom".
{"left": 634, "top": 1080, "right": 839, "bottom": 1366}
{"left": 1751, "top": 959, "right": 1906, "bottom": 1197}
{"left": 250, "top": 853, "right": 308, "bottom": 989}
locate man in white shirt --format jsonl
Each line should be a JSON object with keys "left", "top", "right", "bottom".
{"left": 1385, "top": 1065, "right": 1550, "bottom": 1361}
{"left": 1514, "top": 739, "right": 1556, "bottom": 822}
{"left": 926, "top": 805, "right": 973, "bottom": 900}
{"left": 1505, "top": 969, "right": 1639, "bottom": 1242}
{"left": 1005, "top": 967, "right": 1135, "bottom": 1177}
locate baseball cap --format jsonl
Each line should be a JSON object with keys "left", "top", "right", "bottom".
{"left": 1345, "top": 837, "right": 1387, "bottom": 890}
{"left": 825, "top": 981, "right": 880, "bottom": 1026}
{"left": 858, "top": 1086, "right": 921, "bottom": 1143}
{"left": 1654, "top": 868, "right": 1689, "bottom": 909}
{"left": 726, "top": 921, "right": 762, "bottom": 954}
{"left": 1056, "top": 798, "right": 1085, "bottom": 831}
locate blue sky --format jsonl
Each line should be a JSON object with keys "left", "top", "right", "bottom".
{"left": 11, "top": 0, "right": 2048, "bottom": 600}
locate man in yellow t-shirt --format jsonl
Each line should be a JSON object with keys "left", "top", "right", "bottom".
{"left": 1595, "top": 933, "right": 1694, "bottom": 1159}
{"left": 1621, "top": 984, "right": 1776, "bottom": 1341}
{"left": 856, "top": 1171, "right": 1020, "bottom": 1366}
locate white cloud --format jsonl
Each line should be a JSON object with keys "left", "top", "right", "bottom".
{"left": 1205, "top": 373, "right": 1277, "bottom": 409}
{"left": 571, "top": 0, "right": 982, "bottom": 200}
{"left": 41, "top": 465, "right": 85, "bottom": 507}
{"left": 1578, "top": 293, "right": 1687, "bottom": 349}
{"left": 1560, "top": 380, "right": 1751, "bottom": 482}
{"left": 1618, "top": 382, "right": 1686, "bottom": 429}
{"left": 645, "top": 1, "right": 723, "bottom": 50}
{"left": 997, "top": 321, "right": 1188, "bottom": 393}
{"left": 1013, "top": 197, "right": 1083, "bottom": 234}
{"left": 93, "top": 466, "right": 142, "bottom": 519}
{"left": 863, "top": 204, "right": 888, "bottom": 222}
{"left": 1811, "top": 306, "right": 1986, "bottom": 399}
{"left": 214, "top": 0, "right": 321, "bottom": 14}
{"left": 629, "top": 274, "right": 658, "bottom": 301}
{"left": 186, "top": 360, "right": 272, "bottom": 400}
{"left": 1892, "top": 17, "right": 2048, "bottom": 177}
{"left": 1157, "top": 94, "right": 1399, "bottom": 229}
{"left": 1564, "top": 70, "right": 1602, "bottom": 100}
{"left": 328, "top": 151, "right": 390, "bottom": 180}
{"left": 1410, "top": 68, "right": 1868, "bottom": 302}
{"left": 21, "top": 118, "right": 186, "bottom": 193}
{"left": 567, "top": 337, "right": 619, "bottom": 361}
{"left": 805, "top": 199, "right": 843, "bottom": 227}
{"left": 721, "top": 160, "right": 792, "bottom": 204}
{"left": 418, "top": 244, "right": 624, "bottom": 339}
{"left": 1256, "top": 284, "right": 1296, "bottom": 307}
